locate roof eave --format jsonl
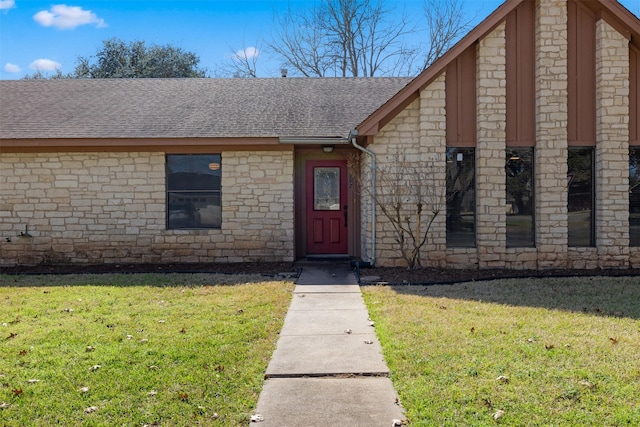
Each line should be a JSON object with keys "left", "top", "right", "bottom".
{"left": 357, "top": 0, "right": 525, "bottom": 137}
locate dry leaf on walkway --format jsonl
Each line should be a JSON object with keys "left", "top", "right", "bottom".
{"left": 344, "top": 329, "right": 352, "bottom": 334}
{"left": 364, "top": 340, "right": 374, "bottom": 344}
{"left": 250, "top": 413, "right": 265, "bottom": 422}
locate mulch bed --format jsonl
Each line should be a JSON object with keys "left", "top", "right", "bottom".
{"left": 357, "top": 266, "right": 640, "bottom": 285}
{"left": 2, "top": 262, "right": 640, "bottom": 285}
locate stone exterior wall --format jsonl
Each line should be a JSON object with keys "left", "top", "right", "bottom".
{"left": 476, "top": 22, "right": 508, "bottom": 268}
{"left": 367, "top": 97, "right": 422, "bottom": 267}
{"left": 364, "top": 0, "right": 637, "bottom": 270}
{"left": 594, "top": 18, "right": 630, "bottom": 268}
{"left": 0, "top": 150, "right": 294, "bottom": 266}
{"left": 534, "top": 0, "right": 570, "bottom": 269}
{"left": 363, "top": 74, "right": 451, "bottom": 268}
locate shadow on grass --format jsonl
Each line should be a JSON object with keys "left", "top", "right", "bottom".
{"left": 385, "top": 275, "right": 640, "bottom": 320}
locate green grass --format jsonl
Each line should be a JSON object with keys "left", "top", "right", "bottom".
{"left": 0, "top": 273, "right": 294, "bottom": 426}
{"left": 362, "top": 277, "right": 640, "bottom": 426}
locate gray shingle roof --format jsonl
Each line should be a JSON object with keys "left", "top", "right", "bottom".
{"left": 0, "top": 77, "right": 411, "bottom": 140}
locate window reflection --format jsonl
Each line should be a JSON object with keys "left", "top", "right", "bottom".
{"left": 446, "top": 148, "right": 476, "bottom": 247}
{"left": 506, "top": 148, "right": 535, "bottom": 247}
{"left": 166, "top": 154, "right": 222, "bottom": 229}
{"left": 568, "top": 148, "right": 594, "bottom": 247}
{"left": 630, "top": 148, "right": 640, "bottom": 246}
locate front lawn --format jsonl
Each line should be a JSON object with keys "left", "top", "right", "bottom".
{"left": 0, "top": 273, "right": 294, "bottom": 426}
{"left": 363, "top": 277, "right": 640, "bottom": 426}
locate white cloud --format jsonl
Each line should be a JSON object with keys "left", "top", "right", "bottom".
{"left": 30, "top": 59, "right": 62, "bottom": 71}
{"left": 33, "top": 4, "right": 107, "bottom": 29}
{"left": 4, "top": 63, "right": 21, "bottom": 73}
{"left": 233, "top": 47, "right": 260, "bottom": 61}
{"left": 0, "top": 0, "right": 15, "bottom": 10}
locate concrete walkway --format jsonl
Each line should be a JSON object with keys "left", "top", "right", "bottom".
{"left": 252, "top": 261, "right": 405, "bottom": 426}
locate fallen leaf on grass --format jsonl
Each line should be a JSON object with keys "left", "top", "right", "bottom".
{"left": 496, "top": 375, "right": 509, "bottom": 384}
{"left": 158, "top": 320, "right": 166, "bottom": 323}
{"left": 609, "top": 337, "right": 619, "bottom": 344}
{"left": 147, "top": 390, "right": 157, "bottom": 396}
{"left": 148, "top": 365, "right": 159, "bottom": 370}
{"left": 27, "top": 379, "right": 40, "bottom": 384}
{"left": 90, "top": 365, "right": 101, "bottom": 372}
{"left": 79, "top": 387, "right": 90, "bottom": 393}
{"left": 493, "top": 409, "right": 505, "bottom": 421}
{"left": 126, "top": 335, "right": 133, "bottom": 340}
{"left": 545, "top": 343, "right": 555, "bottom": 350}
{"left": 85, "top": 346, "right": 96, "bottom": 352}
{"left": 6, "top": 332, "right": 17, "bottom": 340}
{"left": 177, "top": 392, "right": 189, "bottom": 402}
{"left": 84, "top": 406, "right": 98, "bottom": 414}
{"left": 179, "top": 328, "right": 186, "bottom": 334}
{"left": 0, "top": 402, "right": 10, "bottom": 410}
{"left": 12, "top": 388, "right": 23, "bottom": 396}
{"left": 212, "top": 412, "right": 219, "bottom": 420}
{"left": 63, "top": 308, "right": 74, "bottom": 313}
{"left": 18, "top": 349, "right": 28, "bottom": 356}
{"left": 579, "top": 380, "right": 595, "bottom": 389}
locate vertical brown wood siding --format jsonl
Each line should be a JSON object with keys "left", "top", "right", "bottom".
{"left": 567, "top": 0, "right": 597, "bottom": 146}
{"left": 446, "top": 44, "right": 477, "bottom": 146}
{"left": 632, "top": 45, "right": 640, "bottom": 145}
{"left": 506, "top": 0, "right": 536, "bottom": 146}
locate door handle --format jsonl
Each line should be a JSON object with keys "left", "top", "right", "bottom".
{"left": 343, "top": 205, "right": 348, "bottom": 227}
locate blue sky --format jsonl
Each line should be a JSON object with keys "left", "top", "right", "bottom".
{"left": 1, "top": 0, "right": 638, "bottom": 80}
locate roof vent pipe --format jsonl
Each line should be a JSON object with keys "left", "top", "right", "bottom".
{"left": 350, "top": 131, "right": 376, "bottom": 268}
{"left": 281, "top": 69, "right": 287, "bottom": 78}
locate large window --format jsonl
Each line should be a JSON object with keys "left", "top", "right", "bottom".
{"left": 568, "top": 148, "right": 594, "bottom": 247}
{"left": 446, "top": 148, "right": 476, "bottom": 247}
{"left": 506, "top": 148, "right": 534, "bottom": 247}
{"left": 166, "top": 154, "right": 221, "bottom": 229}
{"left": 631, "top": 148, "right": 640, "bottom": 246}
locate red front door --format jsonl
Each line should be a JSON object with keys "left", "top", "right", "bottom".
{"left": 305, "top": 160, "right": 349, "bottom": 255}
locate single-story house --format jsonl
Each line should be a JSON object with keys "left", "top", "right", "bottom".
{"left": 1, "top": 0, "right": 640, "bottom": 270}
